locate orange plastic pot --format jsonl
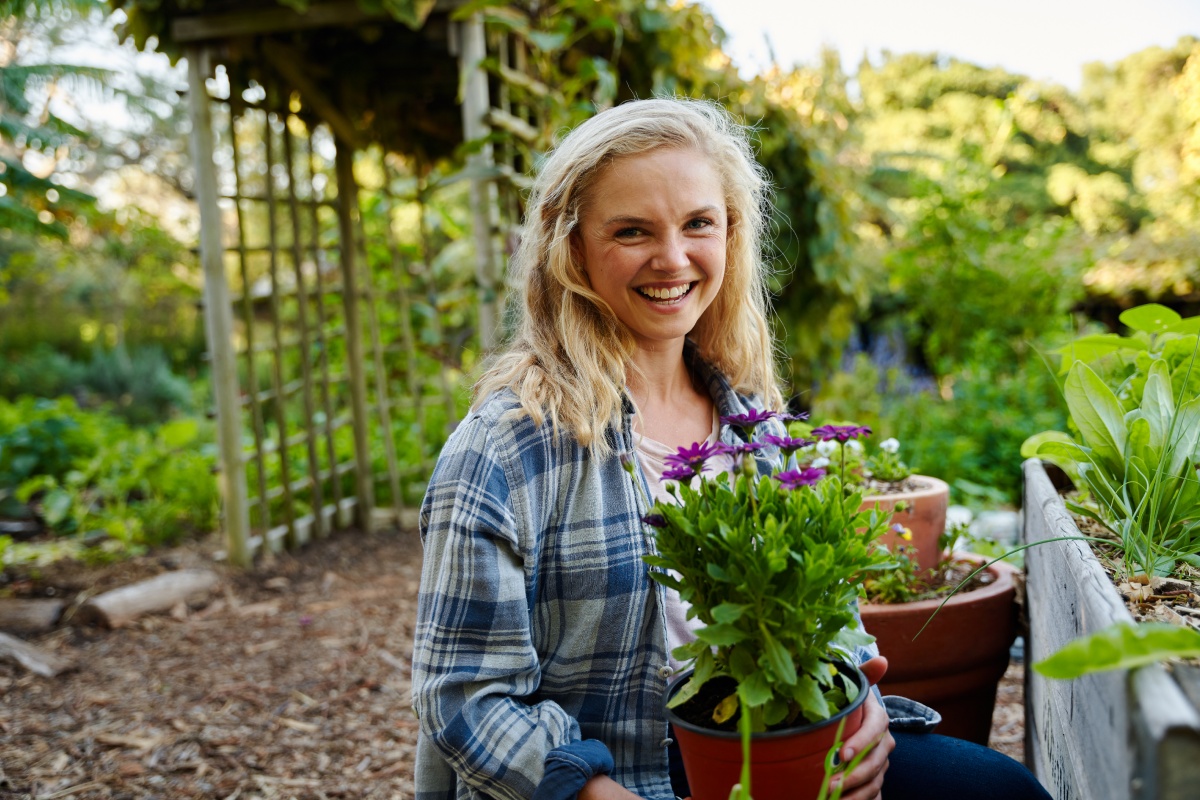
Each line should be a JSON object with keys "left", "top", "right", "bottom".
{"left": 665, "top": 662, "right": 868, "bottom": 800}
{"left": 859, "top": 475, "right": 950, "bottom": 574}
{"left": 861, "top": 555, "right": 1017, "bottom": 744}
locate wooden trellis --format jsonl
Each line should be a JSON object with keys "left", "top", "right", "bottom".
{"left": 180, "top": 3, "right": 512, "bottom": 565}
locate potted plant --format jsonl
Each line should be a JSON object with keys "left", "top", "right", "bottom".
{"left": 637, "top": 412, "right": 897, "bottom": 800}
{"left": 796, "top": 428, "right": 1019, "bottom": 743}
{"left": 1020, "top": 303, "right": 1200, "bottom": 800}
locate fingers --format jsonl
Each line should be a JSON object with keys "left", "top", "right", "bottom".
{"left": 858, "top": 656, "right": 888, "bottom": 687}
{"left": 832, "top": 692, "right": 895, "bottom": 800}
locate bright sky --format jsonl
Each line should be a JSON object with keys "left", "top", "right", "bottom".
{"left": 702, "top": 0, "right": 1200, "bottom": 89}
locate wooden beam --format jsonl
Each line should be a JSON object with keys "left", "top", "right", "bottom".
{"left": 334, "top": 145, "right": 375, "bottom": 533}
{"left": 171, "top": 0, "right": 463, "bottom": 43}
{"left": 260, "top": 39, "right": 364, "bottom": 150}
{"left": 188, "top": 45, "right": 253, "bottom": 568}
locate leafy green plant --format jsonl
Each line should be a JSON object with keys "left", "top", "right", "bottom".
{"left": 865, "top": 437, "right": 912, "bottom": 483}
{"left": 636, "top": 413, "right": 895, "bottom": 800}
{"left": 1033, "top": 622, "right": 1200, "bottom": 680}
{"left": 1023, "top": 304, "right": 1200, "bottom": 578}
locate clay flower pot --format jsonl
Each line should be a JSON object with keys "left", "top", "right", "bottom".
{"left": 859, "top": 475, "right": 950, "bottom": 574}
{"left": 665, "top": 661, "right": 869, "bottom": 800}
{"left": 860, "top": 555, "right": 1017, "bottom": 744}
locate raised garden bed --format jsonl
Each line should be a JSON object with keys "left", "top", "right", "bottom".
{"left": 1023, "top": 458, "right": 1200, "bottom": 800}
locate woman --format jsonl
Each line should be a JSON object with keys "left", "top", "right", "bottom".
{"left": 412, "top": 98, "right": 1049, "bottom": 800}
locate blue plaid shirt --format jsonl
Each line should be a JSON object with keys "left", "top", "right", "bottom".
{"left": 412, "top": 349, "right": 878, "bottom": 800}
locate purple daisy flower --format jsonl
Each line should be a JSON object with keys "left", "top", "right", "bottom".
{"left": 762, "top": 434, "right": 814, "bottom": 457}
{"left": 664, "top": 440, "right": 725, "bottom": 476}
{"left": 641, "top": 513, "right": 668, "bottom": 529}
{"left": 779, "top": 411, "right": 811, "bottom": 423}
{"left": 811, "top": 424, "right": 873, "bottom": 443}
{"left": 662, "top": 465, "right": 698, "bottom": 482}
{"left": 774, "top": 467, "right": 827, "bottom": 490}
{"left": 720, "top": 409, "right": 778, "bottom": 438}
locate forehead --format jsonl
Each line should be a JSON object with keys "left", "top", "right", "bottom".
{"left": 584, "top": 147, "right": 724, "bottom": 208}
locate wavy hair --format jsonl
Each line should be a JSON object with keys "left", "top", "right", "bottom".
{"left": 474, "top": 97, "right": 784, "bottom": 452}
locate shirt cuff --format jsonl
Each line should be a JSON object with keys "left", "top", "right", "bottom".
{"left": 532, "top": 739, "right": 616, "bottom": 800}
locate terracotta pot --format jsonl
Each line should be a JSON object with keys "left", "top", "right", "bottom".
{"left": 860, "top": 554, "right": 1017, "bottom": 744}
{"left": 665, "top": 661, "right": 868, "bottom": 800}
{"left": 859, "top": 475, "right": 950, "bottom": 574}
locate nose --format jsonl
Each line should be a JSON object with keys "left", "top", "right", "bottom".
{"left": 652, "top": 232, "right": 690, "bottom": 272}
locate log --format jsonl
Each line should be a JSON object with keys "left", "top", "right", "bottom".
{"left": 0, "top": 631, "right": 75, "bottom": 677}
{"left": 0, "top": 598, "right": 65, "bottom": 634}
{"left": 76, "top": 569, "right": 221, "bottom": 629}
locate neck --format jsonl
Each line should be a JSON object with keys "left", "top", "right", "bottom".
{"left": 627, "top": 340, "right": 690, "bottom": 408}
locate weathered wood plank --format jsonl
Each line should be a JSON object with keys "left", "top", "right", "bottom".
{"left": 0, "top": 598, "right": 64, "bottom": 634}
{"left": 171, "top": 0, "right": 460, "bottom": 43}
{"left": 0, "top": 631, "right": 74, "bottom": 677}
{"left": 76, "top": 570, "right": 221, "bottom": 629}
{"left": 1023, "top": 458, "right": 1200, "bottom": 800}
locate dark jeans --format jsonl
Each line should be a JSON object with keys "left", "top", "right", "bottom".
{"left": 668, "top": 731, "right": 1053, "bottom": 799}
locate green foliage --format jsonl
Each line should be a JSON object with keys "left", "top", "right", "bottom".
{"left": 815, "top": 352, "right": 1068, "bottom": 504}
{"left": 0, "top": 345, "right": 196, "bottom": 424}
{"left": 1033, "top": 622, "right": 1200, "bottom": 680}
{"left": 1023, "top": 304, "right": 1200, "bottom": 578}
{"left": 0, "top": 397, "right": 218, "bottom": 561}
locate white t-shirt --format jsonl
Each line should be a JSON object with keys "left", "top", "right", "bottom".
{"left": 634, "top": 408, "right": 733, "bottom": 673}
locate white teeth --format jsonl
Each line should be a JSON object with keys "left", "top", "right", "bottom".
{"left": 639, "top": 284, "right": 692, "bottom": 301}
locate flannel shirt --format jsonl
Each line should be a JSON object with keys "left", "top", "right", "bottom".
{"left": 411, "top": 346, "right": 880, "bottom": 800}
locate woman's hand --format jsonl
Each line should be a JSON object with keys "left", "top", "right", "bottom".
{"left": 578, "top": 774, "right": 645, "bottom": 800}
{"left": 830, "top": 656, "right": 894, "bottom": 800}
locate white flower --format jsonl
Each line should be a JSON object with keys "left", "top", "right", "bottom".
{"left": 880, "top": 437, "right": 900, "bottom": 454}
{"left": 816, "top": 440, "right": 837, "bottom": 457}
{"left": 812, "top": 457, "right": 831, "bottom": 468}
{"left": 845, "top": 439, "right": 863, "bottom": 453}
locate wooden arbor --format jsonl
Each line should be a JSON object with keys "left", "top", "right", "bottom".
{"left": 178, "top": 1, "right": 510, "bottom": 565}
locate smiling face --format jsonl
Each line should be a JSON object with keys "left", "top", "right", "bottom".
{"left": 575, "top": 147, "right": 728, "bottom": 353}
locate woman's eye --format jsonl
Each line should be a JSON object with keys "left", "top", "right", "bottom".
{"left": 615, "top": 227, "right": 642, "bottom": 238}
{"left": 686, "top": 218, "right": 713, "bottom": 230}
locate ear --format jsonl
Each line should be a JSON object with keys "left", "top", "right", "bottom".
{"left": 569, "top": 229, "right": 588, "bottom": 278}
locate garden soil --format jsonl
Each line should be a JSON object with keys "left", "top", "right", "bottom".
{"left": 0, "top": 530, "right": 1026, "bottom": 799}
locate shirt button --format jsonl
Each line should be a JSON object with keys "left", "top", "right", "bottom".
{"left": 658, "top": 666, "right": 672, "bottom": 679}
{"left": 660, "top": 737, "right": 674, "bottom": 747}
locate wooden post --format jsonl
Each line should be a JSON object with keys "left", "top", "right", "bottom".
{"left": 334, "top": 144, "right": 375, "bottom": 532}
{"left": 457, "top": 15, "right": 500, "bottom": 352}
{"left": 187, "top": 46, "right": 252, "bottom": 567}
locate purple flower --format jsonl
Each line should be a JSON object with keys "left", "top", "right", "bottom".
{"left": 723, "top": 441, "right": 764, "bottom": 457}
{"left": 774, "top": 467, "right": 827, "bottom": 489}
{"left": 664, "top": 440, "right": 725, "bottom": 476}
{"left": 662, "top": 465, "right": 698, "bottom": 482}
{"left": 720, "top": 409, "right": 778, "bottom": 438}
{"left": 811, "top": 424, "right": 872, "bottom": 443}
{"left": 762, "top": 434, "right": 814, "bottom": 457}
{"left": 641, "top": 513, "right": 668, "bottom": 528}
{"left": 779, "top": 411, "right": 811, "bottom": 423}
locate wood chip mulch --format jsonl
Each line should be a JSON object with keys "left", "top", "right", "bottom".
{"left": 0, "top": 529, "right": 1029, "bottom": 799}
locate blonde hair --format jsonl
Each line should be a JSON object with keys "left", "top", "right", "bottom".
{"left": 475, "top": 97, "right": 784, "bottom": 451}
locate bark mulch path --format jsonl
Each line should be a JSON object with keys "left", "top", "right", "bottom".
{"left": 0, "top": 529, "right": 1027, "bottom": 799}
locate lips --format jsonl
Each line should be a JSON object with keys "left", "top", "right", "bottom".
{"left": 636, "top": 282, "right": 695, "bottom": 303}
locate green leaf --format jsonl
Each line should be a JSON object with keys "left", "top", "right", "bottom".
{"left": 1054, "top": 334, "right": 1146, "bottom": 374}
{"left": 791, "top": 674, "right": 830, "bottom": 722}
{"left": 1120, "top": 304, "right": 1182, "bottom": 333}
{"left": 666, "top": 675, "right": 703, "bottom": 709}
{"left": 738, "top": 670, "right": 773, "bottom": 707}
{"left": 712, "top": 692, "right": 739, "bottom": 724}
{"left": 1140, "top": 360, "right": 1175, "bottom": 451}
{"left": 696, "top": 623, "right": 747, "bottom": 646}
{"left": 1064, "top": 362, "right": 1127, "bottom": 468}
{"left": 1169, "top": 397, "right": 1200, "bottom": 475}
{"left": 42, "top": 488, "right": 72, "bottom": 527}
{"left": 1021, "top": 430, "right": 1076, "bottom": 459}
{"left": 711, "top": 602, "right": 748, "bottom": 624}
{"left": 1033, "top": 622, "right": 1200, "bottom": 679}
{"left": 158, "top": 419, "right": 199, "bottom": 450}
{"left": 761, "top": 625, "right": 797, "bottom": 685}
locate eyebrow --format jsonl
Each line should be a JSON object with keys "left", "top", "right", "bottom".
{"left": 601, "top": 205, "right": 722, "bottom": 227}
